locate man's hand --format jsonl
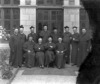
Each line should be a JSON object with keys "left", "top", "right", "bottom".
{"left": 28, "top": 50, "right": 31, "bottom": 53}
{"left": 61, "top": 51, "right": 64, "bottom": 53}
{"left": 57, "top": 51, "right": 60, "bottom": 53}
{"left": 73, "top": 38, "right": 75, "bottom": 40}
{"left": 50, "top": 46, "right": 53, "bottom": 48}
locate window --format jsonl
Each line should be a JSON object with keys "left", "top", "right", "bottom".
{"left": 4, "top": 0, "right": 11, "bottom": 4}
{"left": 47, "top": 0, "right": 53, "bottom": 4}
{"left": 37, "top": 0, "right": 63, "bottom": 5}
{"left": 37, "top": 0, "right": 44, "bottom": 5}
{"left": 4, "top": 9, "right": 11, "bottom": 19}
{"left": 25, "top": 0, "right": 31, "bottom": 5}
{"left": 13, "top": 0, "right": 20, "bottom": 5}
{"left": 69, "top": 0, "right": 75, "bottom": 5}
{"left": 56, "top": 0, "right": 63, "bottom": 5}
{"left": 13, "top": 9, "right": 20, "bottom": 19}
{"left": 0, "top": 10, "right": 1, "bottom": 19}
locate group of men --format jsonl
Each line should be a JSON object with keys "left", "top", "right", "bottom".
{"left": 9, "top": 25, "right": 92, "bottom": 69}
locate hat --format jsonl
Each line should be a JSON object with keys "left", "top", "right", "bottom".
{"left": 53, "top": 27, "right": 57, "bottom": 30}
{"left": 19, "top": 25, "right": 24, "bottom": 28}
{"left": 38, "top": 36, "right": 43, "bottom": 39}
{"left": 73, "top": 26, "right": 77, "bottom": 29}
{"left": 43, "top": 24, "right": 48, "bottom": 27}
{"left": 48, "top": 35, "right": 53, "bottom": 38}
{"left": 64, "top": 26, "right": 69, "bottom": 29}
{"left": 30, "top": 26, "right": 34, "bottom": 29}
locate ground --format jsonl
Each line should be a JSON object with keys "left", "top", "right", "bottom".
{"left": 11, "top": 64, "right": 78, "bottom": 84}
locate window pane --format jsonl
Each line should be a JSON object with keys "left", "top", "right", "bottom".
{"left": 4, "top": 20, "right": 10, "bottom": 30}
{"left": 47, "top": 0, "right": 53, "bottom": 4}
{"left": 13, "top": 20, "right": 20, "bottom": 28}
{"left": 56, "top": 0, "right": 63, "bottom": 5}
{"left": 13, "top": 0, "right": 20, "bottom": 5}
{"left": 25, "top": 0, "right": 31, "bottom": 5}
{"left": 0, "top": 10, "right": 1, "bottom": 19}
{"left": 4, "top": 9, "right": 11, "bottom": 19}
{"left": 69, "top": 0, "right": 75, "bottom": 5}
{"left": 13, "top": 9, "right": 20, "bottom": 19}
{"left": 37, "top": 0, "right": 44, "bottom": 5}
{"left": 4, "top": 0, "right": 10, "bottom": 4}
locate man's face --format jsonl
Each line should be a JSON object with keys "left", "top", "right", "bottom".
{"left": 29, "top": 37, "right": 33, "bottom": 41}
{"left": 82, "top": 29, "right": 86, "bottom": 34}
{"left": 44, "top": 26, "right": 47, "bottom": 31}
{"left": 54, "top": 29, "right": 57, "bottom": 33}
{"left": 19, "top": 28, "right": 24, "bottom": 33}
{"left": 38, "top": 38, "right": 42, "bottom": 43}
{"left": 58, "top": 38, "right": 62, "bottom": 42}
{"left": 73, "top": 28, "right": 77, "bottom": 33}
{"left": 65, "top": 28, "right": 69, "bottom": 32}
{"left": 48, "top": 37, "right": 52, "bottom": 42}
{"left": 14, "top": 29, "right": 18, "bottom": 34}
{"left": 31, "top": 28, "right": 34, "bottom": 33}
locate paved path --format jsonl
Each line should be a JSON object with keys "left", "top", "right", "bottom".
{"left": 11, "top": 65, "right": 78, "bottom": 84}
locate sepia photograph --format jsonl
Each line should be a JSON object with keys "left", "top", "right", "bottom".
{"left": 0, "top": 0, "right": 99, "bottom": 84}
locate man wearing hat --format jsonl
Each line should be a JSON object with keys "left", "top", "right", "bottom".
{"left": 63, "top": 26, "right": 72, "bottom": 64}
{"left": 9, "top": 28, "right": 22, "bottom": 67}
{"left": 77, "top": 28, "right": 92, "bottom": 67}
{"left": 28, "top": 26, "right": 38, "bottom": 43}
{"left": 71, "top": 26, "right": 79, "bottom": 66}
{"left": 51, "top": 27, "right": 60, "bottom": 43}
{"left": 19, "top": 25, "right": 26, "bottom": 66}
{"left": 39, "top": 25, "right": 51, "bottom": 43}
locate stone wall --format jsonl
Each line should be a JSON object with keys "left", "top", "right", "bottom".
{"left": 20, "top": 0, "right": 36, "bottom": 36}
{"left": 63, "top": 0, "right": 80, "bottom": 33}
{"left": 20, "top": 0, "right": 81, "bottom": 34}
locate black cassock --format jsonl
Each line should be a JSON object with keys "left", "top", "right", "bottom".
{"left": 19, "top": 33, "right": 26, "bottom": 64}
{"left": 34, "top": 43, "right": 45, "bottom": 66}
{"left": 28, "top": 33, "right": 38, "bottom": 43}
{"left": 71, "top": 33, "right": 79, "bottom": 65}
{"left": 44, "top": 42, "right": 56, "bottom": 66}
{"left": 63, "top": 32, "right": 72, "bottom": 63}
{"left": 23, "top": 41, "right": 35, "bottom": 67}
{"left": 56, "top": 42, "right": 67, "bottom": 68}
{"left": 9, "top": 34, "right": 23, "bottom": 67}
{"left": 39, "top": 30, "right": 50, "bottom": 43}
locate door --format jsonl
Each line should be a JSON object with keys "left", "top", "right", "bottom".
{"left": 36, "top": 9, "right": 63, "bottom": 34}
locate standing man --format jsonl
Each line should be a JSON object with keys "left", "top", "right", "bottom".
{"left": 71, "top": 26, "right": 79, "bottom": 65}
{"left": 28, "top": 26, "right": 37, "bottom": 43}
{"left": 9, "top": 28, "right": 22, "bottom": 68}
{"left": 63, "top": 26, "right": 72, "bottom": 64}
{"left": 19, "top": 25, "right": 26, "bottom": 66}
{"left": 77, "top": 28, "right": 92, "bottom": 67}
{"left": 39, "top": 25, "right": 50, "bottom": 43}
{"left": 52, "top": 27, "right": 60, "bottom": 43}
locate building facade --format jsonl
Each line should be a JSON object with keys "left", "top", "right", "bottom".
{"left": 0, "top": 0, "right": 89, "bottom": 35}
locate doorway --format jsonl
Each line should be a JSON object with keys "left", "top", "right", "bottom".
{"left": 36, "top": 9, "right": 63, "bottom": 34}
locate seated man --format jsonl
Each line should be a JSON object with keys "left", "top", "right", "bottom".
{"left": 34, "top": 37, "right": 45, "bottom": 69}
{"left": 45, "top": 36, "right": 56, "bottom": 68}
{"left": 56, "top": 37, "right": 67, "bottom": 69}
{"left": 23, "top": 36, "right": 35, "bottom": 68}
